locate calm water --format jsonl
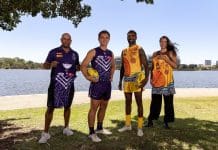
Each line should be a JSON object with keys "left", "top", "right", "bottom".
{"left": 0, "top": 69, "right": 218, "bottom": 96}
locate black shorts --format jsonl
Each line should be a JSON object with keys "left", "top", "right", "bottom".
{"left": 47, "top": 83, "right": 75, "bottom": 108}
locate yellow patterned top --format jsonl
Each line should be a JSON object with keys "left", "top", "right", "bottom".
{"left": 151, "top": 54, "right": 174, "bottom": 88}
{"left": 122, "top": 45, "right": 142, "bottom": 76}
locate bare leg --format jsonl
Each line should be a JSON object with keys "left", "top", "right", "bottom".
{"left": 97, "top": 100, "right": 109, "bottom": 130}
{"left": 134, "top": 92, "right": 143, "bottom": 117}
{"left": 124, "top": 93, "right": 133, "bottom": 115}
{"left": 44, "top": 107, "right": 55, "bottom": 133}
{"left": 97, "top": 100, "right": 109, "bottom": 122}
{"left": 64, "top": 107, "right": 71, "bottom": 128}
{"left": 88, "top": 99, "right": 101, "bottom": 134}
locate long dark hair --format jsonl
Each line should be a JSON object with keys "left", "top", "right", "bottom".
{"left": 160, "top": 36, "right": 178, "bottom": 56}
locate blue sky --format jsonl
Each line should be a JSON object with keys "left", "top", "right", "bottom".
{"left": 0, "top": 0, "right": 218, "bottom": 64}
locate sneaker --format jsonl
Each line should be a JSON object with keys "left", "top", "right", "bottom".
{"left": 63, "top": 127, "right": 74, "bottom": 136}
{"left": 137, "top": 128, "right": 144, "bottom": 137}
{"left": 88, "top": 134, "right": 102, "bottom": 142}
{"left": 118, "top": 126, "right": 132, "bottom": 132}
{"left": 38, "top": 132, "right": 51, "bottom": 144}
{"left": 95, "top": 128, "right": 112, "bottom": 135}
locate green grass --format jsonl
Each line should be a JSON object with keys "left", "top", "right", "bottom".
{"left": 0, "top": 97, "right": 218, "bottom": 150}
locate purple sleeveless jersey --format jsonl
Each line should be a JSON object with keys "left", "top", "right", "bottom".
{"left": 89, "top": 47, "right": 113, "bottom": 100}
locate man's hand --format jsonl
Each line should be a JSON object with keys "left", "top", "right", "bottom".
{"left": 138, "top": 77, "right": 148, "bottom": 89}
{"left": 118, "top": 81, "right": 122, "bottom": 91}
{"left": 51, "top": 61, "right": 59, "bottom": 68}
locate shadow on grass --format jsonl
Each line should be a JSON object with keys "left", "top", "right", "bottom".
{"left": 110, "top": 116, "right": 218, "bottom": 150}
{"left": 0, "top": 118, "right": 94, "bottom": 150}
{"left": 0, "top": 117, "right": 218, "bottom": 150}
{"left": 0, "top": 117, "right": 30, "bottom": 149}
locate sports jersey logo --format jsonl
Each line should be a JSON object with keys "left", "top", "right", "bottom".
{"left": 95, "top": 56, "right": 111, "bottom": 71}
{"left": 63, "top": 63, "right": 72, "bottom": 69}
{"left": 56, "top": 52, "right": 63, "bottom": 58}
{"left": 63, "top": 63, "right": 72, "bottom": 74}
{"left": 55, "top": 73, "right": 74, "bottom": 89}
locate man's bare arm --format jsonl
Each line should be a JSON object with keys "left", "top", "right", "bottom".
{"left": 43, "top": 61, "right": 58, "bottom": 69}
{"left": 139, "top": 48, "right": 149, "bottom": 80}
{"left": 110, "top": 53, "right": 116, "bottom": 81}
{"left": 43, "top": 62, "right": 51, "bottom": 69}
{"left": 118, "top": 51, "right": 124, "bottom": 90}
{"left": 81, "top": 49, "right": 98, "bottom": 82}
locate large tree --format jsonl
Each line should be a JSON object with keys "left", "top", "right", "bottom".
{"left": 0, "top": 0, "right": 91, "bottom": 31}
{"left": 0, "top": 0, "right": 153, "bottom": 31}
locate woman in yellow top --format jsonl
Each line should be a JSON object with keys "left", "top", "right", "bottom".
{"left": 146, "top": 36, "right": 178, "bottom": 129}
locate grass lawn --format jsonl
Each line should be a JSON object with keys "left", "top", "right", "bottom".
{"left": 0, "top": 97, "right": 218, "bottom": 150}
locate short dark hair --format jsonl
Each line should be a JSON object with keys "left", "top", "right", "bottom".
{"left": 127, "top": 30, "right": 137, "bottom": 36}
{"left": 98, "top": 30, "right": 110, "bottom": 38}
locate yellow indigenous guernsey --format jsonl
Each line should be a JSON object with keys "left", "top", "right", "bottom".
{"left": 151, "top": 51, "right": 175, "bottom": 95}
{"left": 122, "top": 44, "right": 145, "bottom": 93}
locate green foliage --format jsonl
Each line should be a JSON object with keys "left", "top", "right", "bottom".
{"left": 0, "top": 0, "right": 154, "bottom": 31}
{"left": 0, "top": 0, "right": 91, "bottom": 31}
{"left": 0, "top": 57, "right": 42, "bottom": 69}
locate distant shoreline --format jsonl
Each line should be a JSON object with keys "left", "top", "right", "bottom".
{"left": 1, "top": 57, "right": 218, "bottom": 71}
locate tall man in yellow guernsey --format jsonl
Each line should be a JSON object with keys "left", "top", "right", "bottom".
{"left": 118, "top": 30, "right": 149, "bottom": 136}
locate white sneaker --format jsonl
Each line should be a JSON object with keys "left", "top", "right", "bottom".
{"left": 137, "top": 128, "right": 144, "bottom": 137}
{"left": 95, "top": 128, "right": 112, "bottom": 135}
{"left": 88, "top": 134, "right": 102, "bottom": 142}
{"left": 63, "top": 127, "right": 74, "bottom": 136}
{"left": 118, "top": 126, "right": 132, "bottom": 132}
{"left": 38, "top": 132, "right": 51, "bottom": 143}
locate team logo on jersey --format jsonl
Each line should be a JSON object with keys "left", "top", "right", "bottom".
{"left": 95, "top": 56, "right": 111, "bottom": 71}
{"left": 56, "top": 52, "right": 63, "bottom": 58}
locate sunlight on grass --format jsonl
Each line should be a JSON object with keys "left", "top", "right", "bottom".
{"left": 0, "top": 97, "right": 218, "bottom": 150}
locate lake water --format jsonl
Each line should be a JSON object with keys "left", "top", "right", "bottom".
{"left": 0, "top": 69, "right": 218, "bottom": 96}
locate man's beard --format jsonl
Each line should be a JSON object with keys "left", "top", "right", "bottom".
{"left": 62, "top": 45, "right": 70, "bottom": 48}
{"left": 128, "top": 40, "right": 136, "bottom": 45}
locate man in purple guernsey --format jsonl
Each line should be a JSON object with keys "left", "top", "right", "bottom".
{"left": 39, "top": 33, "right": 80, "bottom": 144}
{"left": 81, "top": 30, "right": 116, "bottom": 142}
